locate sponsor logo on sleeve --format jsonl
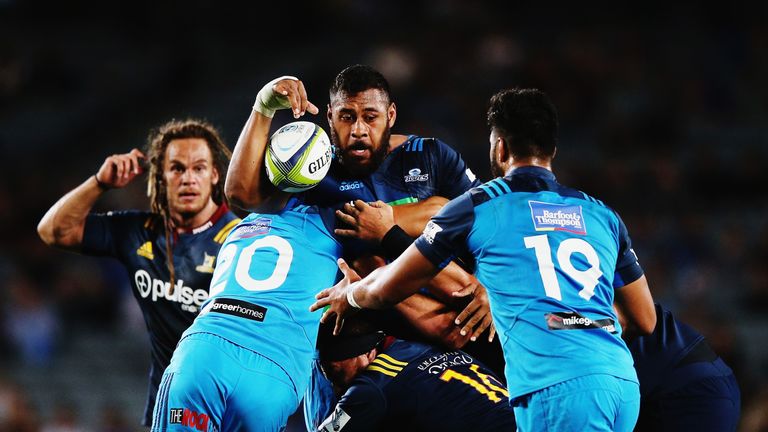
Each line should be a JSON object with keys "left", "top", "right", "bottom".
{"left": 422, "top": 221, "right": 443, "bottom": 244}
{"left": 529, "top": 201, "right": 587, "bottom": 235}
{"left": 169, "top": 407, "right": 209, "bottom": 431}
{"left": 231, "top": 217, "right": 272, "bottom": 240}
{"left": 404, "top": 167, "right": 429, "bottom": 182}
{"left": 319, "top": 406, "right": 351, "bottom": 432}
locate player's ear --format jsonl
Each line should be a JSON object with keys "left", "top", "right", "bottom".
{"left": 211, "top": 165, "right": 220, "bottom": 186}
{"left": 387, "top": 103, "right": 397, "bottom": 128}
{"left": 326, "top": 104, "right": 333, "bottom": 126}
{"left": 497, "top": 136, "right": 510, "bottom": 164}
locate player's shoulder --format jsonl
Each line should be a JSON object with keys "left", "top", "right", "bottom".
{"left": 93, "top": 209, "right": 159, "bottom": 230}
{"left": 360, "top": 341, "right": 421, "bottom": 387}
{"left": 392, "top": 134, "right": 454, "bottom": 155}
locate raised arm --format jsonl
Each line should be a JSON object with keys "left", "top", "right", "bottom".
{"left": 225, "top": 76, "right": 318, "bottom": 210}
{"left": 37, "top": 149, "right": 144, "bottom": 251}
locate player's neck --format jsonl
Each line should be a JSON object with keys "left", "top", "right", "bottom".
{"left": 171, "top": 199, "right": 219, "bottom": 232}
{"left": 505, "top": 158, "right": 552, "bottom": 176}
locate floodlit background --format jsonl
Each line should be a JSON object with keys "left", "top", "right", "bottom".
{"left": 1, "top": 1, "right": 767, "bottom": 430}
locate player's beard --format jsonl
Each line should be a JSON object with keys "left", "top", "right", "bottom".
{"left": 331, "top": 125, "right": 391, "bottom": 179}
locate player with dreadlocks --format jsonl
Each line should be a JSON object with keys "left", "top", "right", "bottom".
{"left": 38, "top": 118, "right": 241, "bottom": 427}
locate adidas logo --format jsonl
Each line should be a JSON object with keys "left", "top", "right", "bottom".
{"left": 137, "top": 241, "right": 154, "bottom": 260}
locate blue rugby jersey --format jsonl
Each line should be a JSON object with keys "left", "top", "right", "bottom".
{"left": 81, "top": 204, "right": 240, "bottom": 424}
{"left": 319, "top": 338, "right": 515, "bottom": 432}
{"left": 304, "top": 135, "right": 480, "bottom": 207}
{"left": 184, "top": 199, "right": 342, "bottom": 395}
{"left": 414, "top": 166, "right": 645, "bottom": 400}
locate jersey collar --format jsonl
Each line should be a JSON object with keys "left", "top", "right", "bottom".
{"left": 176, "top": 203, "right": 230, "bottom": 235}
{"left": 507, "top": 165, "right": 556, "bottom": 181}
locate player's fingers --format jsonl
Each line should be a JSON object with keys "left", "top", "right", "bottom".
{"left": 451, "top": 285, "right": 475, "bottom": 298}
{"left": 296, "top": 80, "right": 309, "bottom": 116}
{"left": 306, "top": 101, "right": 319, "bottom": 115}
{"left": 488, "top": 322, "right": 496, "bottom": 343}
{"left": 455, "top": 300, "right": 479, "bottom": 326}
{"left": 368, "top": 200, "right": 387, "bottom": 208}
{"left": 333, "top": 315, "right": 344, "bottom": 336}
{"left": 287, "top": 82, "right": 301, "bottom": 118}
{"left": 461, "top": 310, "right": 483, "bottom": 338}
{"left": 343, "top": 201, "right": 360, "bottom": 216}
{"left": 128, "top": 153, "right": 142, "bottom": 175}
{"left": 130, "top": 148, "right": 146, "bottom": 159}
{"left": 333, "top": 229, "right": 358, "bottom": 238}
{"left": 471, "top": 314, "right": 493, "bottom": 342}
{"left": 314, "top": 287, "right": 330, "bottom": 300}
{"left": 335, "top": 210, "right": 357, "bottom": 225}
{"left": 337, "top": 258, "right": 353, "bottom": 275}
{"left": 353, "top": 200, "right": 369, "bottom": 211}
{"left": 113, "top": 156, "right": 125, "bottom": 179}
{"left": 318, "top": 307, "right": 333, "bottom": 323}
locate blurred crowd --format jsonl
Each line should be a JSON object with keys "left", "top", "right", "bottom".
{"left": 1, "top": 1, "right": 766, "bottom": 430}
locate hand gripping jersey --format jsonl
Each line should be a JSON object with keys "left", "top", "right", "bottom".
{"left": 183, "top": 200, "right": 342, "bottom": 396}
{"left": 319, "top": 338, "right": 516, "bottom": 432}
{"left": 414, "top": 166, "right": 645, "bottom": 400}
{"left": 81, "top": 204, "right": 240, "bottom": 425}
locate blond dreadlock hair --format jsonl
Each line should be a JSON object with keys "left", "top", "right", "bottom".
{"left": 145, "top": 119, "right": 232, "bottom": 294}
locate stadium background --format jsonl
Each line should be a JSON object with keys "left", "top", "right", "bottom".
{"left": 1, "top": 1, "right": 767, "bottom": 430}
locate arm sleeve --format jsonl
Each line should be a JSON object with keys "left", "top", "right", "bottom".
{"left": 434, "top": 139, "right": 482, "bottom": 198}
{"left": 414, "top": 193, "right": 475, "bottom": 270}
{"left": 81, "top": 211, "right": 144, "bottom": 257}
{"left": 612, "top": 212, "right": 645, "bottom": 288}
{"left": 318, "top": 383, "right": 387, "bottom": 432}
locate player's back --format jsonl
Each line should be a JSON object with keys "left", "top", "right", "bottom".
{"left": 185, "top": 201, "right": 342, "bottom": 393}
{"left": 338, "top": 339, "right": 515, "bottom": 432}
{"left": 455, "top": 166, "right": 640, "bottom": 398}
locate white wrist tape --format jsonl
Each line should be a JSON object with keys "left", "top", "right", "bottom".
{"left": 253, "top": 75, "right": 299, "bottom": 118}
{"left": 346, "top": 288, "right": 362, "bottom": 309}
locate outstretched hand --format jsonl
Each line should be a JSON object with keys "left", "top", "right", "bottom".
{"left": 335, "top": 200, "right": 395, "bottom": 242}
{"left": 310, "top": 258, "right": 363, "bottom": 335}
{"left": 253, "top": 76, "right": 319, "bottom": 119}
{"left": 95, "top": 148, "right": 145, "bottom": 189}
{"left": 453, "top": 280, "right": 496, "bottom": 342}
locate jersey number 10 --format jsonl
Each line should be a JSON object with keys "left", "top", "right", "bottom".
{"left": 524, "top": 234, "right": 602, "bottom": 301}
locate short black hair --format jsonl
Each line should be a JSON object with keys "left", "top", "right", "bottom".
{"left": 317, "top": 314, "right": 385, "bottom": 361}
{"left": 487, "top": 88, "right": 558, "bottom": 160}
{"left": 330, "top": 64, "right": 392, "bottom": 104}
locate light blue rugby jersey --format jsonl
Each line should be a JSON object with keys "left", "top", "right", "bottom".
{"left": 414, "top": 166, "right": 645, "bottom": 400}
{"left": 182, "top": 198, "right": 342, "bottom": 395}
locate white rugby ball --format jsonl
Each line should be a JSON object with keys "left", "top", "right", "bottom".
{"left": 265, "top": 121, "right": 333, "bottom": 192}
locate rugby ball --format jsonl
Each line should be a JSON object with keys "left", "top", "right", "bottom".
{"left": 265, "top": 121, "right": 333, "bottom": 192}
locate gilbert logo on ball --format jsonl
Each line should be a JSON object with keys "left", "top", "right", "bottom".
{"left": 265, "top": 121, "right": 333, "bottom": 192}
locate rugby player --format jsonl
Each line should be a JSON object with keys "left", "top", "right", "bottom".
{"left": 312, "top": 88, "right": 657, "bottom": 431}
{"left": 37, "top": 119, "right": 240, "bottom": 427}
{"left": 315, "top": 316, "right": 515, "bottom": 432}
{"left": 227, "top": 66, "right": 500, "bottom": 430}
